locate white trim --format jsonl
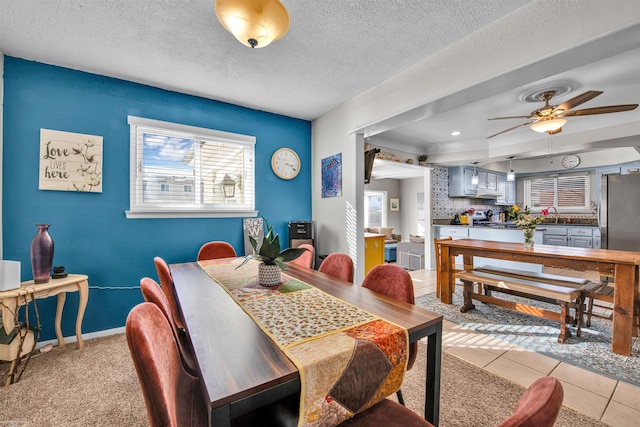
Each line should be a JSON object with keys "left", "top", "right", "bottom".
{"left": 35, "top": 326, "right": 126, "bottom": 349}
{"left": 125, "top": 209, "right": 258, "bottom": 219}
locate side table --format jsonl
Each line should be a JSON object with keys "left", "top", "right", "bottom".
{"left": 0, "top": 274, "right": 89, "bottom": 349}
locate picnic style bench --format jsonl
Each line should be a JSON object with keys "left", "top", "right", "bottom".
{"left": 455, "top": 265, "right": 601, "bottom": 343}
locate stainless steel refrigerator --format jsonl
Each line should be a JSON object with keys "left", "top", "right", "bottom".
{"left": 600, "top": 173, "right": 640, "bottom": 251}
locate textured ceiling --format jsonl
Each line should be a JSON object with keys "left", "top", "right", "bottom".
{"left": 0, "top": 0, "right": 532, "bottom": 120}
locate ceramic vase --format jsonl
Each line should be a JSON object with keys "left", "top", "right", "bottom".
{"left": 523, "top": 228, "right": 535, "bottom": 250}
{"left": 258, "top": 263, "right": 281, "bottom": 287}
{"left": 30, "top": 224, "right": 54, "bottom": 284}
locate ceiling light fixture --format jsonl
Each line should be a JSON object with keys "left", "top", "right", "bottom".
{"left": 451, "top": 131, "right": 461, "bottom": 136}
{"left": 471, "top": 162, "right": 479, "bottom": 185}
{"left": 215, "top": 0, "right": 290, "bottom": 49}
{"left": 530, "top": 118, "right": 567, "bottom": 134}
{"left": 506, "top": 156, "right": 516, "bottom": 182}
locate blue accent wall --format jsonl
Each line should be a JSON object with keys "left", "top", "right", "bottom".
{"left": 2, "top": 57, "right": 311, "bottom": 341}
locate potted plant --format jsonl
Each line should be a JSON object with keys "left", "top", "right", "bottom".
{"left": 236, "top": 219, "right": 308, "bottom": 286}
{"left": 418, "top": 155, "right": 428, "bottom": 166}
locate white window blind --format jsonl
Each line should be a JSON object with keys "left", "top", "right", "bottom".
{"left": 126, "top": 116, "right": 256, "bottom": 218}
{"left": 524, "top": 174, "right": 590, "bottom": 212}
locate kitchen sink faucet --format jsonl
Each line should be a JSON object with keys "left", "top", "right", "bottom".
{"left": 548, "top": 206, "right": 559, "bottom": 223}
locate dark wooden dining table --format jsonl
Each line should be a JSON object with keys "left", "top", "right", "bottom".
{"left": 436, "top": 238, "right": 640, "bottom": 356}
{"left": 170, "top": 261, "right": 444, "bottom": 426}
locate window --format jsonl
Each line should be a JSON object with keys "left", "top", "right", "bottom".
{"left": 524, "top": 174, "right": 590, "bottom": 213}
{"left": 127, "top": 116, "right": 256, "bottom": 218}
{"left": 364, "top": 190, "right": 387, "bottom": 228}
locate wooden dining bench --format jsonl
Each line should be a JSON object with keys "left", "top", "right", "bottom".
{"left": 455, "top": 268, "right": 590, "bottom": 343}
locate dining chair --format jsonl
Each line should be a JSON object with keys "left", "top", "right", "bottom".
{"left": 139, "top": 277, "right": 199, "bottom": 377}
{"left": 197, "top": 241, "right": 237, "bottom": 261}
{"left": 339, "top": 376, "right": 563, "bottom": 427}
{"left": 361, "top": 264, "right": 417, "bottom": 406}
{"left": 290, "top": 243, "right": 315, "bottom": 269}
{"left": 153, "top": 256, "right": 186, "bottom": 331}
{"left": 126, "top": 302, "right": 208, "bottom": 427}
{"left": 318, "top": 253, "right": 354, "bottom": 283}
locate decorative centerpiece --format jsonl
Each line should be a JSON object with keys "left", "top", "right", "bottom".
{"left": 236, "top": 219, "right": 308, "bottom": 286}
{"left": 30, "top": 224, "right": 54, "bottom": 283}
{"left": 509, "top": 205, "right": 548, "bottom": 249}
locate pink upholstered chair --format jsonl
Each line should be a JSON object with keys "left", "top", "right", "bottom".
{"left": 318, "top": 253, "right": 354, "bottom": 283}
{"left": 290, "top": 243, "right": 315, "bottom": 269}
{"left": 139, "top": 277, "right": 199, "bottom": 377}
{"left": 126, "top": 302, "right": 208, "bottom": 427}
{"left": 197, "top": 241, "right": 237, "bottom": 261}
{"left": 153, "top": 256, "right": 186, "bottom": 331}
{"left": 340, "top": 376, "right": 563, "bottom": 427}
{"left": 361, "top": 264, "right": 417, "bottom": 405}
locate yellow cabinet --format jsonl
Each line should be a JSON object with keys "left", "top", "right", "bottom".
{"left": 364, "top": 233, "right": 385, "bottom": 275}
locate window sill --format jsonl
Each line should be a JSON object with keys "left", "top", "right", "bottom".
{"left": 125, "top": 209, "right": 258, "bottom": 219}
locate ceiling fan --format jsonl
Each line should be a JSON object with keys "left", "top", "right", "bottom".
{"left": 486, "top": 90, "right": 638, "bottom": 139}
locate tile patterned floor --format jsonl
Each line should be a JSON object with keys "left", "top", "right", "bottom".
{"left": 409, "top": 268, "right": 640, "bottom": 427}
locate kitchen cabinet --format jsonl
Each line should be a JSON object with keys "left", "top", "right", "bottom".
{"left": 568, "top": 227, "right": 593, "bottom": 248}
{"left": 542, "top": 226, "right": 599, "bottom": 248}
{"left": 448, "top": 166, "right": 477, "bottom": 197}
{"left": 495, "top": 174, "right": 516, "bottom": 206}
{"left": 541, "top": 226, "right": 567, "bottom": 246}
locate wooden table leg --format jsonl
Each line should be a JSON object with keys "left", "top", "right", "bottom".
{"left": 440, "top": 246, "right": 452, "bottom": 304}
{"left": 55, "top": 292, "right": 67, "bottom": 347}
{"left": 425, "top": 322, "right": 442, "bottom": 426}
{"left": 612, "top": 264, "right": 635, "bottom": 356}
{"left": 76, "top": 279, "right": 89, "bottom": 350}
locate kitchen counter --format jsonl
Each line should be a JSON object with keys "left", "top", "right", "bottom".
{"left": 432, "top": 219, "right": 598, "bottom": 228}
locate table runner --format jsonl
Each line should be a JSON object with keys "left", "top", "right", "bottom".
{"left": 199, "top": 259, "right": 408, "bottom": 427}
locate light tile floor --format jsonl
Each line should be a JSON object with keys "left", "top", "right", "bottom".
{"left": 409, "top": 268, "right": 640, "bottom": 427}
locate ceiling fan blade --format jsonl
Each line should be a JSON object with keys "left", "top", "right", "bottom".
{"left": 487, "top": 115, "right": 532, "bottom": 120}
{"left": 561, "top": 104, "right": 638, "bottom": 117}
{"left": 553, "top": 90, "right": 602, "bottom": 113}
{"left": 486, "top": 121, "right": 533, "bottom": 139}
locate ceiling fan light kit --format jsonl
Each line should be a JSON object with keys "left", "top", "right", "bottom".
{"left": 487, "top": 89, "right": 638, "bottom": 139}
{"left": 215, "top": 0, "right": 290, "bottom": 49}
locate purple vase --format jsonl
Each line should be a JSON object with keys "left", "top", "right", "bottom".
{"left": 30, "top": 224, "right": 54, "bottom": 284}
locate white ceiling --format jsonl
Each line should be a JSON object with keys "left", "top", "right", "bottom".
{"left": 1, "top": 0, "right": 639, "bottom": 170}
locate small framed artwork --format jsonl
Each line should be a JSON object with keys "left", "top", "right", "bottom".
{"left": 321, "top": 153, "right": 342, "bottom": 198}
{"left": 390, "top": 198, "right": 400, "bottom": 211}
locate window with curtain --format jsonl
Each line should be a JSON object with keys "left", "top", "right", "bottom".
{"left": 524, "top": 174, "right": 590, "bottom": 213}
{"left": 364, "top": 190, "right": 387, "bottom": 228}
{"left": 126, "top": 116, "right": 256, "bottom": 218}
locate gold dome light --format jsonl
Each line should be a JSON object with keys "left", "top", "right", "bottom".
{"left": 215, "top": 0, "right": 290, "bottom": 49}
{"left": 530, "top": 118, "right": 567, "bottom": 134}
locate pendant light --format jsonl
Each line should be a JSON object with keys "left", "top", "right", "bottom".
{"left": 215, "top": 0, "right": 290, "bottom": 49}
{"left": 471, "top": 162, "right": 479, "bottom": 185}
{"left": 506, "top": 156, "right": 516, "bottom": 182}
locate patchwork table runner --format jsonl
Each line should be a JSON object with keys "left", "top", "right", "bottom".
{"left": 199, "top": 259, "right": 408, "bottom": 427}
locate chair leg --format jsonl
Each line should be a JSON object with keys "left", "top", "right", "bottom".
{"left": 396, "top": 389, "right": 405, "bottom": 406}
{"left": 586, "top": 295, "right": 594, "bottom": 327}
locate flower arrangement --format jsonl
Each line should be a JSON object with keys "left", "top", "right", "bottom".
{"left": 508, "top": 205, "right": 548, "bottom": 249}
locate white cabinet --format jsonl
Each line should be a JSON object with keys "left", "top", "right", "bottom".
{"left": 448, "top": 166, "right": 477, "bottom": 197}
{"left": 542, "top": 226, "right": 568, "bottom": 246}
{"left": 496, "top": 174, "right": 516, "bottom": 206}
{"left": 543, "top": 226, "right": 598, "bottom": 248}
{"left": 568, "top": 227, "right": 593, "bottom": 248}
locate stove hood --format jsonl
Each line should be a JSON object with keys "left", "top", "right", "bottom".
{"left": 475, "top": 189, "right": 503, "bottom": 199}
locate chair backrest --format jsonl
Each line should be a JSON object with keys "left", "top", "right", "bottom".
{"left": 291, "top": 243, "right": 315, "bottom": 269}
{"left": 139, "top": 277, "right": 199, "bottom": 377}
{"left": 126, "top": 303, "right": 208, "bottom": 427}
{"left": 361, "top": 264, "right": 417, "bottom": 370}
{"left": 318, "top": 253, "right": 354, "bottom": 283}
{"left": 197, "top": 241, "right": 237, "bottom": 261}
{"left": 497, "top": 376, "right": 563, "bottom": 427}
{"left": 153, "top": 256, "right": 186, "bottom": 330}
{"left": 433, "top": 236, "right": 453, "bottom": 299}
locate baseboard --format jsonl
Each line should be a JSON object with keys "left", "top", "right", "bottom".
{"left": 35, "top": 326, "right": 126, "bottom": 350}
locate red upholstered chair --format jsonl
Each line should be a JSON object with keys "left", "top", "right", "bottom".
{"left": 154, "top": 256, "right": 186, "bottom": 331}
{"left": 497, "top": 376, "right": 563, "bottom": 427}
{"left": 290, "top": 243, "right": 315, "bottom": 269}
{"left": 318, "top": 253, "right": 354, "bottom": 283}
{"left": 139, "top": 277, "right": 199, "bottom": 377}
{"left": 340, "top": 376, "right": 563, "bottom": 427}
{"left": 197, "top": 241, "right": 237, "bottom": 261}
{"left": 126, "top": 302, "right": 208, "bottom": 427}
{"left": 362, "top": 264, "right": 417, "bottom": 405}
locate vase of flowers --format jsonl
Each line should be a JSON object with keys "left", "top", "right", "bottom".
{"left": 236, "top": 219, "right": 308, "bottom": 287}
{"left": 509, "top": 205, "right": 548, "bottom": 250}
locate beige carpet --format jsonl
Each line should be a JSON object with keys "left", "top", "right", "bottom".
{"left": 0, "top": 334, "right": 605, "bottom": 426}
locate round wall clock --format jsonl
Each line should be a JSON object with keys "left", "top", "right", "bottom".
{"left": 271, "top": 148, "right": 300, "bottom": 180}
{"left": 561, "top": 154, "right": 581, "bottom": 169}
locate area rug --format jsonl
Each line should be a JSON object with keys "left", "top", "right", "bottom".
{"left": 416, "top": 290, "right": 640, "bottom": 387}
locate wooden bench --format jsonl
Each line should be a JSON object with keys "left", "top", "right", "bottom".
{"left": 455, "top": 268, "right": 592, "bottom": 343}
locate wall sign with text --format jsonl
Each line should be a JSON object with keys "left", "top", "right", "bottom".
{"left": 39, "top": 129, "right": 103, "bottom": 193}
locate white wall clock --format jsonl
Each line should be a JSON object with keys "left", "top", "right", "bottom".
{"left": 561, "top": 154, "right": 581, "bottom": 169}
{"left": 271, "top": 147, "right": 300, "bottom": 180}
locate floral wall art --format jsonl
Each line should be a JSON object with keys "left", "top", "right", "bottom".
{"left": 39, "top": 128, "right": 103, "bottom": 192}
{"left": 321, "top": 153, "right": 342, "bottom": 198}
